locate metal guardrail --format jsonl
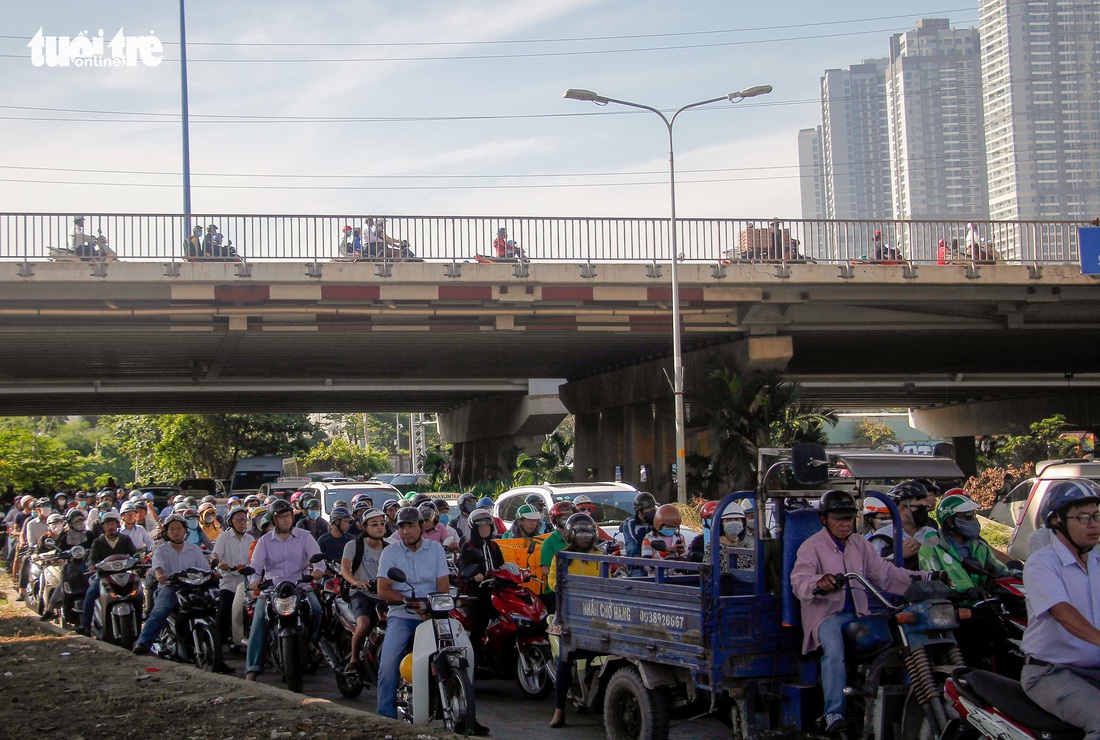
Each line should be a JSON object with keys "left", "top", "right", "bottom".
{"left": 0, "top": 213, "right": 1091, "bottom": 266}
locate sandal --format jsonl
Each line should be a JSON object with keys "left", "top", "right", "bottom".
{"left": 345, "top": 660, "right": 359, "bottom": 674}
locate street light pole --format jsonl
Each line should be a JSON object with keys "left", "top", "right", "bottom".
{"left": 563, "top": 85, "right": 772, "bottom": 504}
{"left": 179, "top": 0, "right": 193, "bottom": 222}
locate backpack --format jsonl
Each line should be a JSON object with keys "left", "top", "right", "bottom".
{"left": 351, "top": 537, "right": 365, "bottom": 575}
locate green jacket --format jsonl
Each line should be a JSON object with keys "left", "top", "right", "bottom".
{"left": 917, "top": 534, "right": 1008, "bottom": 596}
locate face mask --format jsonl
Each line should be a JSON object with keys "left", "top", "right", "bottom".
{"left": 952, "top": 517, "right": 981, "bottom": 540}
{"left": 202, "top": 512, "right": 215, "bottom": 523}
{"left": 659, "top": 526, "right": 677, "bottom": 537}
{"left": 438, "top": 514, "right": 450, "bottom": 526}
{"left": 77, "top": 501, "right": 87, "bottom": 509}
{"left": 308, "top": 510, "right": 320, "bottom": 521}
{"left": 71, "top": 520, "right": 86, "bottom": 532}
{"left": 57, "top": 500, "right": 66, "bottom": 508}
{"left": 909, "top": 505, "right": 930, "bottom": 529}
{"left": 40, "top": 508, "right": 53, "bottom": 518}
{"left": 642, "top": 509, "right": 655, "bottom": 524}
{"left": 49, "top": 523, "right": 64, "bottom": 534}
{"left": 723, "top": 521, "right": 745, "bottom": 540}
{"left": 186, "top": 519, "right": 199, "bottom": 530}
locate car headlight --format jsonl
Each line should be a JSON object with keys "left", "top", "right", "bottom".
{"left": 928, "top": 603, "right": 958, "bottom": 630}
{"left": 273, "top": 594, "right": 298, "bottom": 617}
{"left": 429, "top": 594, "right": 455, "bottom": 612}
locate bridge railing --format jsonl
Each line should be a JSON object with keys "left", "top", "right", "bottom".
{"left": 0, "top": 213, "right": 1091, "bottom": 265}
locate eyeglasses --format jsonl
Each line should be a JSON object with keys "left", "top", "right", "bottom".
{"left": 1069, "top": 513, "right": 1100, "bottom": 525}
{"left": 954, "top": 512, "right": 977, "bottom": 521}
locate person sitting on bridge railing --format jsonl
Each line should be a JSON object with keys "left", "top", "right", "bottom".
{"left": 871, "top": 231, "right": 899, "bottom": 261}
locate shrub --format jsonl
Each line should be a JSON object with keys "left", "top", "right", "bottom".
{"left": 964, "top": 464, "right": 1033, "bottom": 509}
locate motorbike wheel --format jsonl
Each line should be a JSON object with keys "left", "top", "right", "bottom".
{"left": 441, "top": 666, "right": 477, "bottom": 734}
{"left": 335, "top": 668, "right": 364, "bottom": 699}
{"left": 118, "top": 616, "right": 137, "bottom": 651}
{"left": 193, "top": 625, "right": 223, "bottom": 672}
{"left": 516, "top": 644, "right": 553, "bottom": 699}
{"left": 900, "top": 689, "right": 943, "bottom": 740}
{"left": 281, "top": 634, "right": 304, "bottom": 693}
{"left": 604, "top": 665, "right": 670, "bottom": 740}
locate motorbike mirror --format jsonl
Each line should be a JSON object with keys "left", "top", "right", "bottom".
{"left": 460, "top": 563, "right": 481, "bottom": 579}
{"left": 649, "top": 539, "right": 668, "bottom": 553}
{"left": 309, "top": 553, "right": 326, "bottom": 564}
{"left": 387, "top": 567, "right": 407, "bottom": 583}
{"left": 43, "top": 538, "right": 56, "bottom": 549}
{"left": 238, "top": 566, "right": 255, "bottom": 577}
{"left": 960, "top": 556, "right": 987, "bottom": 577}
{"left": 527, "top": 540, "right": 537, "bottom": 555}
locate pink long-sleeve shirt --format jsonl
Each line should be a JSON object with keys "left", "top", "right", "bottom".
{"left": 790, "top": 527, "right": 924, "bottom": 653}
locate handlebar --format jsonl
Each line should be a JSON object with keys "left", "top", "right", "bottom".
{"left": 810, "top": 572, "right": 896, "bottom": 609}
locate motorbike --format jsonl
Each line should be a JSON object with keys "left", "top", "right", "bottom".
{"left": 90, "top": 553, "right": 146, "bottom": 649}
{"left": 148, "top": 567, "right": 224, "bottom": 672}
{"left": 944, "top": 667, "right": 1083, "bottom": 740}
{"left": 387, "top": 566, "right": 478, "bottom": 733}
{"left": 246, "top": 553, "right": 325, "bottom": 693}
{"left": 954, "top": 556, "right": 1027, "bottom": 679}
{"left": 316, "top": 559, "right": 388, "bottom": 699}
{"left": 810, "top": 572, "right": 967, "bottom": 739}
{"left": 31, "top": 539, "right": 88, "bottom": 623}
{"left": 49, "top": 229, "right": 116, "bottom": 262}
{"left": 55, "top": 544, "right": 91, "bottom": 629}
{"left": 453, "top": 562, "right": 553, "bottom": 699}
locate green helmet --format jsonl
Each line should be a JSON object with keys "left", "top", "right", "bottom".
{"left": 936, "top": 493, "right": 979, "bottom": 521}
{"left": 516, "top": 504, "right": 542, "bottom": 521}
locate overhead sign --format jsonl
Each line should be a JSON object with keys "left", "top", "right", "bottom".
{"left": 1080, "top": 227, "right": 1100, "bottom": 275}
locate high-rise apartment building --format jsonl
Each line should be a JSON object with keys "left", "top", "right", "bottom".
{"left": 980, "top": 0, "right": 1100, "bottom": 221}
{"left": 797, "top": 126, "right": 826, "bottom": 219}
{"left": 820, "top": 58, "right": 893, "bottom": 220}
{"left": 886, "top": 19, "right": 987, "bottom": 221}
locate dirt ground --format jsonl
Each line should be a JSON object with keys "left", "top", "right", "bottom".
{"left": 0, "top": 575, "right": 451, "bottom": 740}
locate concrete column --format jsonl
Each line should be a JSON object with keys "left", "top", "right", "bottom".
{"left": 952, "top": 436, "right": 978, "bottom": 479}
{"left": 623, "top": 403, "right": 655, "bottom": 490}
{"left": 652, "top": 398, "right": 676, "bottom": 502}
{"left": 573, "top": 412, "right": 599, "bottom": 482}
{"left": 598, "top": 407, "right": 625, "bottom": 484}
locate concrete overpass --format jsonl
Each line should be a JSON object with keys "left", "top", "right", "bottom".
{"left": 2, "top": 213, "right": 1098, "bottom": 491}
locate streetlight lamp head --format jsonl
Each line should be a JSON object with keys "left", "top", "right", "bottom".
{"left": 729, "top": 84, "right": 773, "bottom": 101}
{"left": 563, "top": 88, "right": 609, "bottom": 104}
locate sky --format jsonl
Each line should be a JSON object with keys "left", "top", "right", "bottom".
{"left": 0, "top": 1, "right": 983, "bottom": 220}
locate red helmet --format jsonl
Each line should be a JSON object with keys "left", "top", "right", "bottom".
{"left": 343, "top": 225, "right": 352, "bottom": 233}
{"left": 289, "top": 491, "right": 304, "bottom": 504}
{"left": 549, "top": 501, "right": 578, "bottom": 527}
{"left": 699, "top": 500, "right": 720, "bottom": 520}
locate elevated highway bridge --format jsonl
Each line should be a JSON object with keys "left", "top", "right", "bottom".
{"left": 2, "top": 213, "right": 1098, "bottom": 489}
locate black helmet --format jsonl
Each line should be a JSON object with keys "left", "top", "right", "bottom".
{"left": 269, "top": 499, "right": 293, "bottom": 518}
{"left": 564, "top": 512, "right": 598, "bottom": 548}
{"left": 820, "top": 490, "right": 858, "bottom": 516}
{"left": 395, "top": 506, "right": 422, "bottom": 525}
{"left": 468, "top": 509, "right": 493, "bottom": 529}
{"left": 408, "top": 493, "right": 431, "bottom": 507}
{"left": 888, "top": 480, "right": 929, "bottom": 502}
{"left": 633, "top": 492, "right": 657, "bottom": 513}
{"left": 417, "top": 501, "right": 438, "bottom": 522}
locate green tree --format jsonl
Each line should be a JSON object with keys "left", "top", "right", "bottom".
{"left": 299, "top": 438, "right": 391, "bottom": 477}
{"left": 0, "top": 428, "right": 89, "bottom": 490}
{"left": 854, "top": 419, "right": 898, "bottom": 450}
{"left": 988, "top": 414, "right": 1083, "bottom": 468}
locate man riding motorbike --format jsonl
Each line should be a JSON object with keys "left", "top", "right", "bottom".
{"left": 118, "top": 501, "right": 155, "bottom": 552}
{"left": 1019, "top": 479, "right": 1100, "bottom": 737}
{"left": 340, "top": 508, "right": 387, "bottom": 675}
{"left": 80, "top": 510, "right": 137, "bottom": 636}
{"left": 453, "top": 493, "right": 478, "bottom": 542}
{"left": 539, "top": 501, "right": 578, "bottom": 611}
{"left": 869, "top": 480, "right": 938, "bottom": 569}
{"left": 244, "top": 499, "right": 324, "bottom": 681}
{"left": 620, "top": 492, "right": 657, "bottom": 558}
{"left": 14, "top": 498, "right": 52, "bottom": 600}
{"left": 295, "top": 495, "right": 328, "bottom": 541}
{"left": 212, "top": 506, "right": 254, "bottom": 648}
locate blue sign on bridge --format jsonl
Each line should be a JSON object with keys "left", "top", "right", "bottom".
{"left": 1081, "top": 227, "right": 1100, "bottom": 275}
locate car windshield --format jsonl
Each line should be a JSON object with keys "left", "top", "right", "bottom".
{"left": 322, "top": 486, "right": 398, "bottom": 512}
{"left": 552, "top": 491, "right": 636, "bottom": 526}
{"left": 231, "top": 470, "right": 281, "bottom": 492}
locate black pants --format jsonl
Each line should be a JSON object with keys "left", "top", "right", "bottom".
{"left": 217, "top": 589, "right": 235, "bottom": 644}
{"left": 555, "top": 649, "right": 596, "bottom": 710}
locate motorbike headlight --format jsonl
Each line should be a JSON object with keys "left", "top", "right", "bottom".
{"left": 928, "top": 603, "right": 958, "bottom": 630}
{"left": 429, "top": 594, "right": 455, "bottom": 612}
{"left": 179, "top": 571, "right": 208, "bottom": 587}
{"left": 273, "top": 594, "right": 298, "bottom": 617}
{"left": 70, "top": 546, "right": 86, "bottom": 561}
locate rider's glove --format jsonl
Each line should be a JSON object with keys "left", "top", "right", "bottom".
{"left": 927, "top": 570, "right": 951, "bottom": 584}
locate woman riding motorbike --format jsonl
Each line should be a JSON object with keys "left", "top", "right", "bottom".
{"left": 458, "top": 509, "right": 506, "bottom": 651}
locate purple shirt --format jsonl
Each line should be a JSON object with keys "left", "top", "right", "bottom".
{"left": 248, "top": 527, "right": 321, "bottom": 586}
{"left": 790, "top": 527, "right": 923, "bottom": 653}
{"left": 1022, "top": 536, "right": 1100, "bottom": 667}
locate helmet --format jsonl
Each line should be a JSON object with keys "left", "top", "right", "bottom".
{"left": 360, "top": 508, "right": 386, "bottom": 525}
{"left": 226, "top": 495, "right": 240, "bottom": 504}
{"left": 938, "top": 238, "right": 946, "bottom": 247}
{"left": 99, "top": 510, "right": 121, "bottom": 524}
{"left": 329, "top": 506, "right": 351, "bottom": 523}
{"left": 183, "top": 496, "right": 198, "bottom": 508}
{"left": 408, "top": 493, "right": 431, "bottom": 507}
{"left": 74, "top": 216, "right": 85, "bottom": 224}
{"left": 653, "top": 504, "right": 682, "bottom": 530}
{"left": 937, "top": 493, "right": 979, "bottom": 522}
{"left": 302, "top": 497, "right": 321, "bottom": 511}
{"left": 720, "top": 501, "right": 746, "bottom": 520}
{"left": 249, "top": 505, "right": 268, "bottom": 520}
{"left": 182, "top": 508, "right": 199, "bottom": 520}
{"left": 34, "top": 497, "right": 51, "bottom": 508}
{"left": 395, "top": 506, "right": 422, "bottom": 526}
{"left": 863, "top": 500, "right": 890, "bottom": 517}
{"left": 64, "top": 507, "right": 86, "bottom": 523}
{"left": 269, "top": 499, "right": 294, "bottom": 518}
{"left": 173, "top": 501, "right": 189, "bottom": 513}
{"left": 914, "top": 479, "right": 941, "bottom": 496}
{"left": 888, "top": 480, "right": 929, "bottom": 502}
{"left": 458, "top": 493, "right": 477, "bottom": 514}
{"left": 477, "top": 497, "right": 494, "bottom": 509}
{"left": 516, "top": 504, "right": 542, "bottom": 521}
{"left": 1043, "top": 479, "right": 1100, "bottom": 528}
{"left": 564, "top": 513, "right": 598, "bottom": 548}
{"left": 200, "top": 495, "right": 216, "bottom": 505}
{"left": 400, "top": 653, "right": 414, "bottom": 684}
{"left": 142, "top": 491, "right": 155, "bottom": 501}
{"left": 343, "top": 225, "right": 352, "bottom": 233}
{"left": 289, "top": 491, "right": 304, "bottom": 505}
{"left": 263, "top": 495, "right": 278, "bottom": 507}
{"left": 549, "top": 501, "right": 578, "bottom": 527}
{"left": 524, "top": 494, "right": 546, "bottom": 510}
{"left": 351, "top": 499, "right": 372, "bottom": 515}
{"left": 198, "top": 501, "right": 216, "bottom": 514}
{"left": 633, "top": 492, "right": 657, "bottom": 514}
{"left": 161, "top": 513, "right": 187, "bottom": 530}
{"left": 47, "top": 513, "right": 64, "bottom": 526}
{"left": 942, "top": 487, "right": 965, "bottom": 498}
{"left": 417, "top": 502, "right": 438, "bottom": 522}
{"left": 119, "top": 501, "right": 137, "bottom": 515}
{"left": 468, "top": 509, "right": 493, "bottom": 529}
{"left": 498, "top": 227, "right": 507, "bottom": 236}
{"left": 382, "top": 498, "right": 401, "bottom": 512}
{"left": 819, "top": 490, "right": 858, "bottom": 517}
{"left": 258, "top": 513, "right": 274, "bottom": 532}
{"left": 699, "top": 501, "right": 720, "bottom": 520}
{"left": 351, "top": 492, "right": 374, "bottom": 507}
{"left": 244, "top": 495, "right": 260, "bottom": 508}
{"left": 227, "top": 505, "right": 248, "bottom": 521}
{"left": 573, "top": 494, "right": 592, "bottom": 506}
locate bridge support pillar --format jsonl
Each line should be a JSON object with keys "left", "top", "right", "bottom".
{"left": 439, "top": 380, "right": 568, "bottom": 486}
{"left": 573, "top": 412, "right": 599, "bottom": 481}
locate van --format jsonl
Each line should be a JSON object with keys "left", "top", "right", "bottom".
{"left": 229, "top": 456, "right": 285, "bottom": 495}
{"left": 1006, "top": 458, "right": 1100, "bottom": 561}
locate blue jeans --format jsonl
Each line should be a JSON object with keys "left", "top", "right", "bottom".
{"left": 377, "top": 616, "right": 419, "bottom": 718}
{"left": 81, "top": 575, "right": 101, "bottom": 630}
{"left": 136, "top": 585, "right": 179, "bottom": 649}
{"left": 245, "top": 592, "right": 322, "bottom": 675}
{"left": 818, "top": 611, "right": 857, "bottom": 717}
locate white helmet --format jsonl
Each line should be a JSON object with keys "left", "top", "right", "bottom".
{"left": 720, "top": 502, "right": 746, "bottom": 520}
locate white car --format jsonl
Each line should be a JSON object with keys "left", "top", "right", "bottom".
{"left": 301, "top": 480, "right": 402, "bottom": 517}
{"left": 1006, "top": 459, "right": 1100, "bottom": 561}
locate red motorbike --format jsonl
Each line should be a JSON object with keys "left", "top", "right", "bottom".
{"left": 945, "top": 667, "right": 1083, "bottom": 739}
{"left": 453, "top": 562, "right": 553, "bottom": 699}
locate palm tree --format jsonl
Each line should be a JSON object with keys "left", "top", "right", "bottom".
{"left": 692, "top": 369, "right": 837, "bottom": 492}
